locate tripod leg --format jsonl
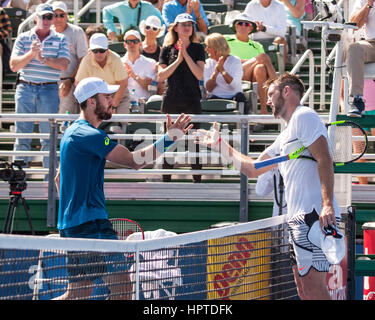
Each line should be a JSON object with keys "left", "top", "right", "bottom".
{"left": 3, "top": 197, "right": 18, "bottom": 234}
{"left": 21, "top": 197, "right": 34, "bottom": 235}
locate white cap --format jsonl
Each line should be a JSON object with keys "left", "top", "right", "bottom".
{"left": 89, "top": 33, "right": 108, "bottom": 50}
{"left": 74, "top": 77, "right": 119, "bottom": 104}
{"left": 35, "top": 3, "right": 54, "bottom": 16}
{"left": 139, "top": 15, "right": 165, "bottom": 38}
{"left": 174, "top": 13, "right": 196, "bottom": 24}
{"left": 307, "top": 221, "right": 346, "bottom": 265}
{"left": 123, "top": 29, "right": 142, "bottom": 41}
{"left": 52, "top": 1, "right": 67, "bottom": 12}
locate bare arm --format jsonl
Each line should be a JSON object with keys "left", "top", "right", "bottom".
{"left": 350, "top": 0, "right": 374, "bottom": 29}
{"left": 112, "top": 78, "right": 128, "bottom": 108}
{"left": 279, "top": 0, "right": 305, "bottom": 18}
{"left": 308, "top": 135, "right": 336, "bottom": 228}
{"left": 194, "top": 122, "right": 276, "bottom": 178}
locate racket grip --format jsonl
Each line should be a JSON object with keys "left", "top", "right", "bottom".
{"left": 254, "top": 155, "right": 288, "bottom": 170}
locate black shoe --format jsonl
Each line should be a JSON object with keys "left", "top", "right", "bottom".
{"left": 347, "top": 96, "right": 365, "bottom": 117}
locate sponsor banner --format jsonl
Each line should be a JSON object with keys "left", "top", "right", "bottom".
{"left": 207, "top": 232, "right": 271, "bottom": 300}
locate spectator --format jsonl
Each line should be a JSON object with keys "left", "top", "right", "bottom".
{"left": 226, "top": 13, "right": 277, "bottom": 114}
{"left": 0, "top": 7, "right": 12, "bottom": 76}
{"left": 346, "top": 0, "right": 375, "bottom": 117}
{"left": 6, "top": 0, "right": 27, "bottom": 10}
{"left": 145, "top": 0, "right": 164, "bottom": 12}
{"left": 102, "top": 0, "right": 164, "bottom": 42}
{"left": 121, "top": 30, "right": 157, "bottom": 101}
{"left": 279, "top": 0, "right": 306, "bottom": 36}
{"left": 158, "top": 13, "right": 205, "bottom": 182}
{"left": 203, "top": 33, "right": 248, "bottom": 114}
{"left": 75, "top": 33, "right": 130, "bottom": 133}
{"left": 162, "top": 0, "right": 209, "bottom": 34}
{"left": 139, "top": 15, "right": 165, "bottom": 62}
{"left": 52, "top": 1, "right": 88, "bottom": 115}
{"left": 304, "top": 0, "right": 314, "bottom": 20}
{"left": 26, "top": 0, "right": 46, "bottom": 12}
{"left": 84, "top": 24, "right": 105, "bottom": 44}
{"left": 9, "top": 3, "right": 70, "bottom": 169}
{"left": 244, "top": 0, "right": 288, "bottom": 65}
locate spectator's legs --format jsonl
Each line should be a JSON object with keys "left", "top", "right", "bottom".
{"left": 58, "top": 83, "right": 80, "bottom": 114}
{"left": 347, "top": 41, "right": 375, "bottom": 97}
{"left": 37, "top": 84, "right": 59, "bottom": 169}
{"left": 14, "top": 83, "right": 36, "bottom": 166}
{"left": 273, "top": 36, "right": 288, "bottom": 67}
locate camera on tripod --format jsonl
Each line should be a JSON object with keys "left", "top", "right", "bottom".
{"left": 0, "top": 160, "right": 27, "bottom": 192}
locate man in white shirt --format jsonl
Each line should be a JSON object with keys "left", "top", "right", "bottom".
{"left": 121, "top": 30, "right": 157, "bottom": 101}
{"left": 346, "top": 0, "right": 375, "bottom": 117}
{"left": 195, "top": 73, "right": 342, "bottom": 300}
{"left": 244, "top": 0, "right": 288, "bottom": 65}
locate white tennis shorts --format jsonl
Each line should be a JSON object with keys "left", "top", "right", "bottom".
{"left": 288, "top": 210, "right": 336, "bottom": 277}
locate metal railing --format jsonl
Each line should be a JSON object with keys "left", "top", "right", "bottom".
{"left": 0, "top": 113, "right": 284, "bottom": 228}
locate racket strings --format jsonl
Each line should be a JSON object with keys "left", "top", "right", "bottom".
{"left": 110, "top": 220, "right": 143, "bottom": 240}
{"left": 332, "top": 125, "right": 367, "bottom": 163}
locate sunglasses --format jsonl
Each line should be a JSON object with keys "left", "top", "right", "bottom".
{"left": 54, "top": 13, "right": 66, "bottom": 18}
{"left": 92, "top": 48, "right": 107, "bottom": 54}
{"left": 237, "top": 21, "right": 251, "bottom": 27}
{"left": 42, "top": 14, "right": 54, "bottom": 20}
{"left": 145, "top": 25, "right": 159, "bottom": 32}
{"left": 124, "top": 39, "right": 141, "bottom": 45}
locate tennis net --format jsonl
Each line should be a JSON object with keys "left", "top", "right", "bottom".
{"left": 0, "top": 213, "right": 353, "bottom": 300}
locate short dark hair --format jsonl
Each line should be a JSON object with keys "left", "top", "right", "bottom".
{"left": 77, "top": 93, "right": 98, "bottom": 110}
{"left": 264, "top": 73, "right": 305, "bottom": 99}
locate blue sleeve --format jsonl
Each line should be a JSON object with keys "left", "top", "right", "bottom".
{"left": 102, "top": 3, "right": 120, "bottom": 34}
{"left": 77, "top": 130, "right": 117, "bottom": 159}
{"left": 162, "top": 2, "right": 175, "bottom": 27}
{"left": 143, "top": 2, "right": 166, "bottom": 27}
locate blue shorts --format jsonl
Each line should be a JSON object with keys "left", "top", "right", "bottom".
{"left": 60, "top": 219, "right": 132, "bottom": 283}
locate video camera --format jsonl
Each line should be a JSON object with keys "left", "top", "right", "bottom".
{"left": 0, "top": 160, "right": 27, "bottom": 192}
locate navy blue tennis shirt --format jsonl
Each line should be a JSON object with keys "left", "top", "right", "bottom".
{"left": 57, "top": 119, "right": 117, "bottom": 230}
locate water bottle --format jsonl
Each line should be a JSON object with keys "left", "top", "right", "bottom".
{"left": 130, "top": 89, "right": 140, "bottom": 113}
{"left": 148, "top": 80, "right": 158, "bottom": 96}
{"left": 60, "top": 110, "right": 71, "bottom": 132}
{"left": 199, "top": 80, "right": 207, "bottom": 101}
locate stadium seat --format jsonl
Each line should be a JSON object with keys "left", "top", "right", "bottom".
{"left": 108, "top": 42, "right": 126, "bottom": 56}
{"left": 207, "top": 24, "right": 234, "bottom": 35}
{"left": 200, "top": 99, "right": 239, "bottom": 130}
{"left": 145, "top": 99, "right": 162, "bottom": 114}
{"left": 256, "top": 39, "right": 285, "bottom": 73}
{"left": 202, "top": 3, "right": 228, "bottom": 13}
{"left": 3, "top": 7, "right": 27, "bottom": 37}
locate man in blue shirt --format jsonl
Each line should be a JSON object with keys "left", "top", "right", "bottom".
{"left": 162, "top": 0, "right": 209, "bottom": 34}
{"left": 102, "top": 0, "right": 165, "bottom": 41}
{"left": 55, "top": 77, "right": 192, "bottom": 299}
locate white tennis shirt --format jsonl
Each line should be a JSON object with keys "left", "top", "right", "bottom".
{"left": 265, "top": 106, "right": 341, "bottom": 220}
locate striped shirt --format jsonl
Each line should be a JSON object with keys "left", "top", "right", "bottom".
{"left": 11, "top": 27, "right": 70, "bottom": 83}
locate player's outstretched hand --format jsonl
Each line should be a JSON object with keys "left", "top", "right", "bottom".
{"left": 193, "top": 122, "right": 221, "bottom": 150}
{"left": 165, "top": 113, "right": 193, "bottom": 142}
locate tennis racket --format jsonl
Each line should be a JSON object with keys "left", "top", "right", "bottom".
{"left": 254, "top": 120, "right": 368, "bottom": 170}
{"left": 109, "top": 218, "right": 145, "bottom": 240}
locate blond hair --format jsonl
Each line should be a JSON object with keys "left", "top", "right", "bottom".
{"left": 204, "top": 33, "right": 230, "bottom": 57}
